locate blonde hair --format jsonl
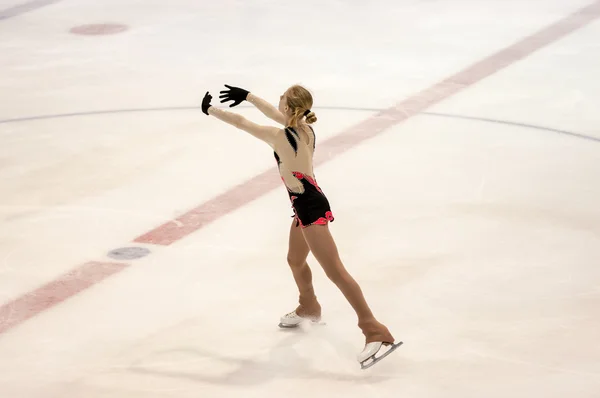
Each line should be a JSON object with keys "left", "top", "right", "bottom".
{"left": 285, "top": 85, "right": 318, "bottom": 127}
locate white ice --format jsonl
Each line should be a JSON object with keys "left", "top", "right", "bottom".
{"left": 0, "top": 0, "right": 599, "bottom": 397}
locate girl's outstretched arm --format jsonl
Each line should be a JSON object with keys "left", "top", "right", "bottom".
{"left": 219, "top": 85, "right": 286, "bottom": 126}
{"left": 203, "top": 92, "right": 279, "bottom": 145}
{"left": 246, "top": 93, "right": 286, "bottom": 126}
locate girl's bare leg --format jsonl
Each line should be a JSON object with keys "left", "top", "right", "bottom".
{"left": 301, "top": 223, "right": 394, "bottom": 344}
{"left": 286, "top": 219, "right": 321, "bottom": 319}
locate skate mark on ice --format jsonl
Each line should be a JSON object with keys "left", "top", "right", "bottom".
{"left": 128, "top": 334, "right": 393, "bottom": 384}
{"left": 469, "top": 350, "right": 600, "bottom": 379}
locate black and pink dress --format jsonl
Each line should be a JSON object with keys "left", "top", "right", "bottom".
{"left": 272, "top": 126, "right": 334, "bottom": 228}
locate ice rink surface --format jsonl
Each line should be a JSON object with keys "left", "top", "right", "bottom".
{"left": 1, "top": 0, "right": 600, "bottom": 397}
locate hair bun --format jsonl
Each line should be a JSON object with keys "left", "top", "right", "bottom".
{"left": 305, "top": 111, "right": 317, "bottom": 124}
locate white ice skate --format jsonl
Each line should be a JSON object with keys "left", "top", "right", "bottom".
{"left": 278, "top": 310, "right": 324, "bottom": 328}
{"left": 358, "top": 341, "right": 403, "bottom": 369}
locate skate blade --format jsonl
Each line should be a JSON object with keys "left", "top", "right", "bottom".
{"left": 278, "top": 322, "right": 300, "bottom": 329}
{"left": 278, "top": 320, "right": 326, "bottom": 329}
{"left": 360, "top": 341, "right": 403, "bottom": 370}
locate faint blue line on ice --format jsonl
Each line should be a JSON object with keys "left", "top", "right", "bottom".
{"left": 424, "top": 111, "right": 600, "bottom": 144}
{"left": 0, "top": 0, "right": 61, "bottom": 21}
{"left": 0, "top": 105, "right": 598, "bottom": 144}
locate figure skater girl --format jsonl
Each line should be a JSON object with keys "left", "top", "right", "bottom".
{"left": 201, "top": 84, "right": 400, "bottom": 368}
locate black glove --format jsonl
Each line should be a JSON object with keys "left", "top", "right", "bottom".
{"left": 219, "top": 84, "right": 249, "bottom": 107}
{"left": 201, "top": 91, "right": 212, "bottom": 115}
